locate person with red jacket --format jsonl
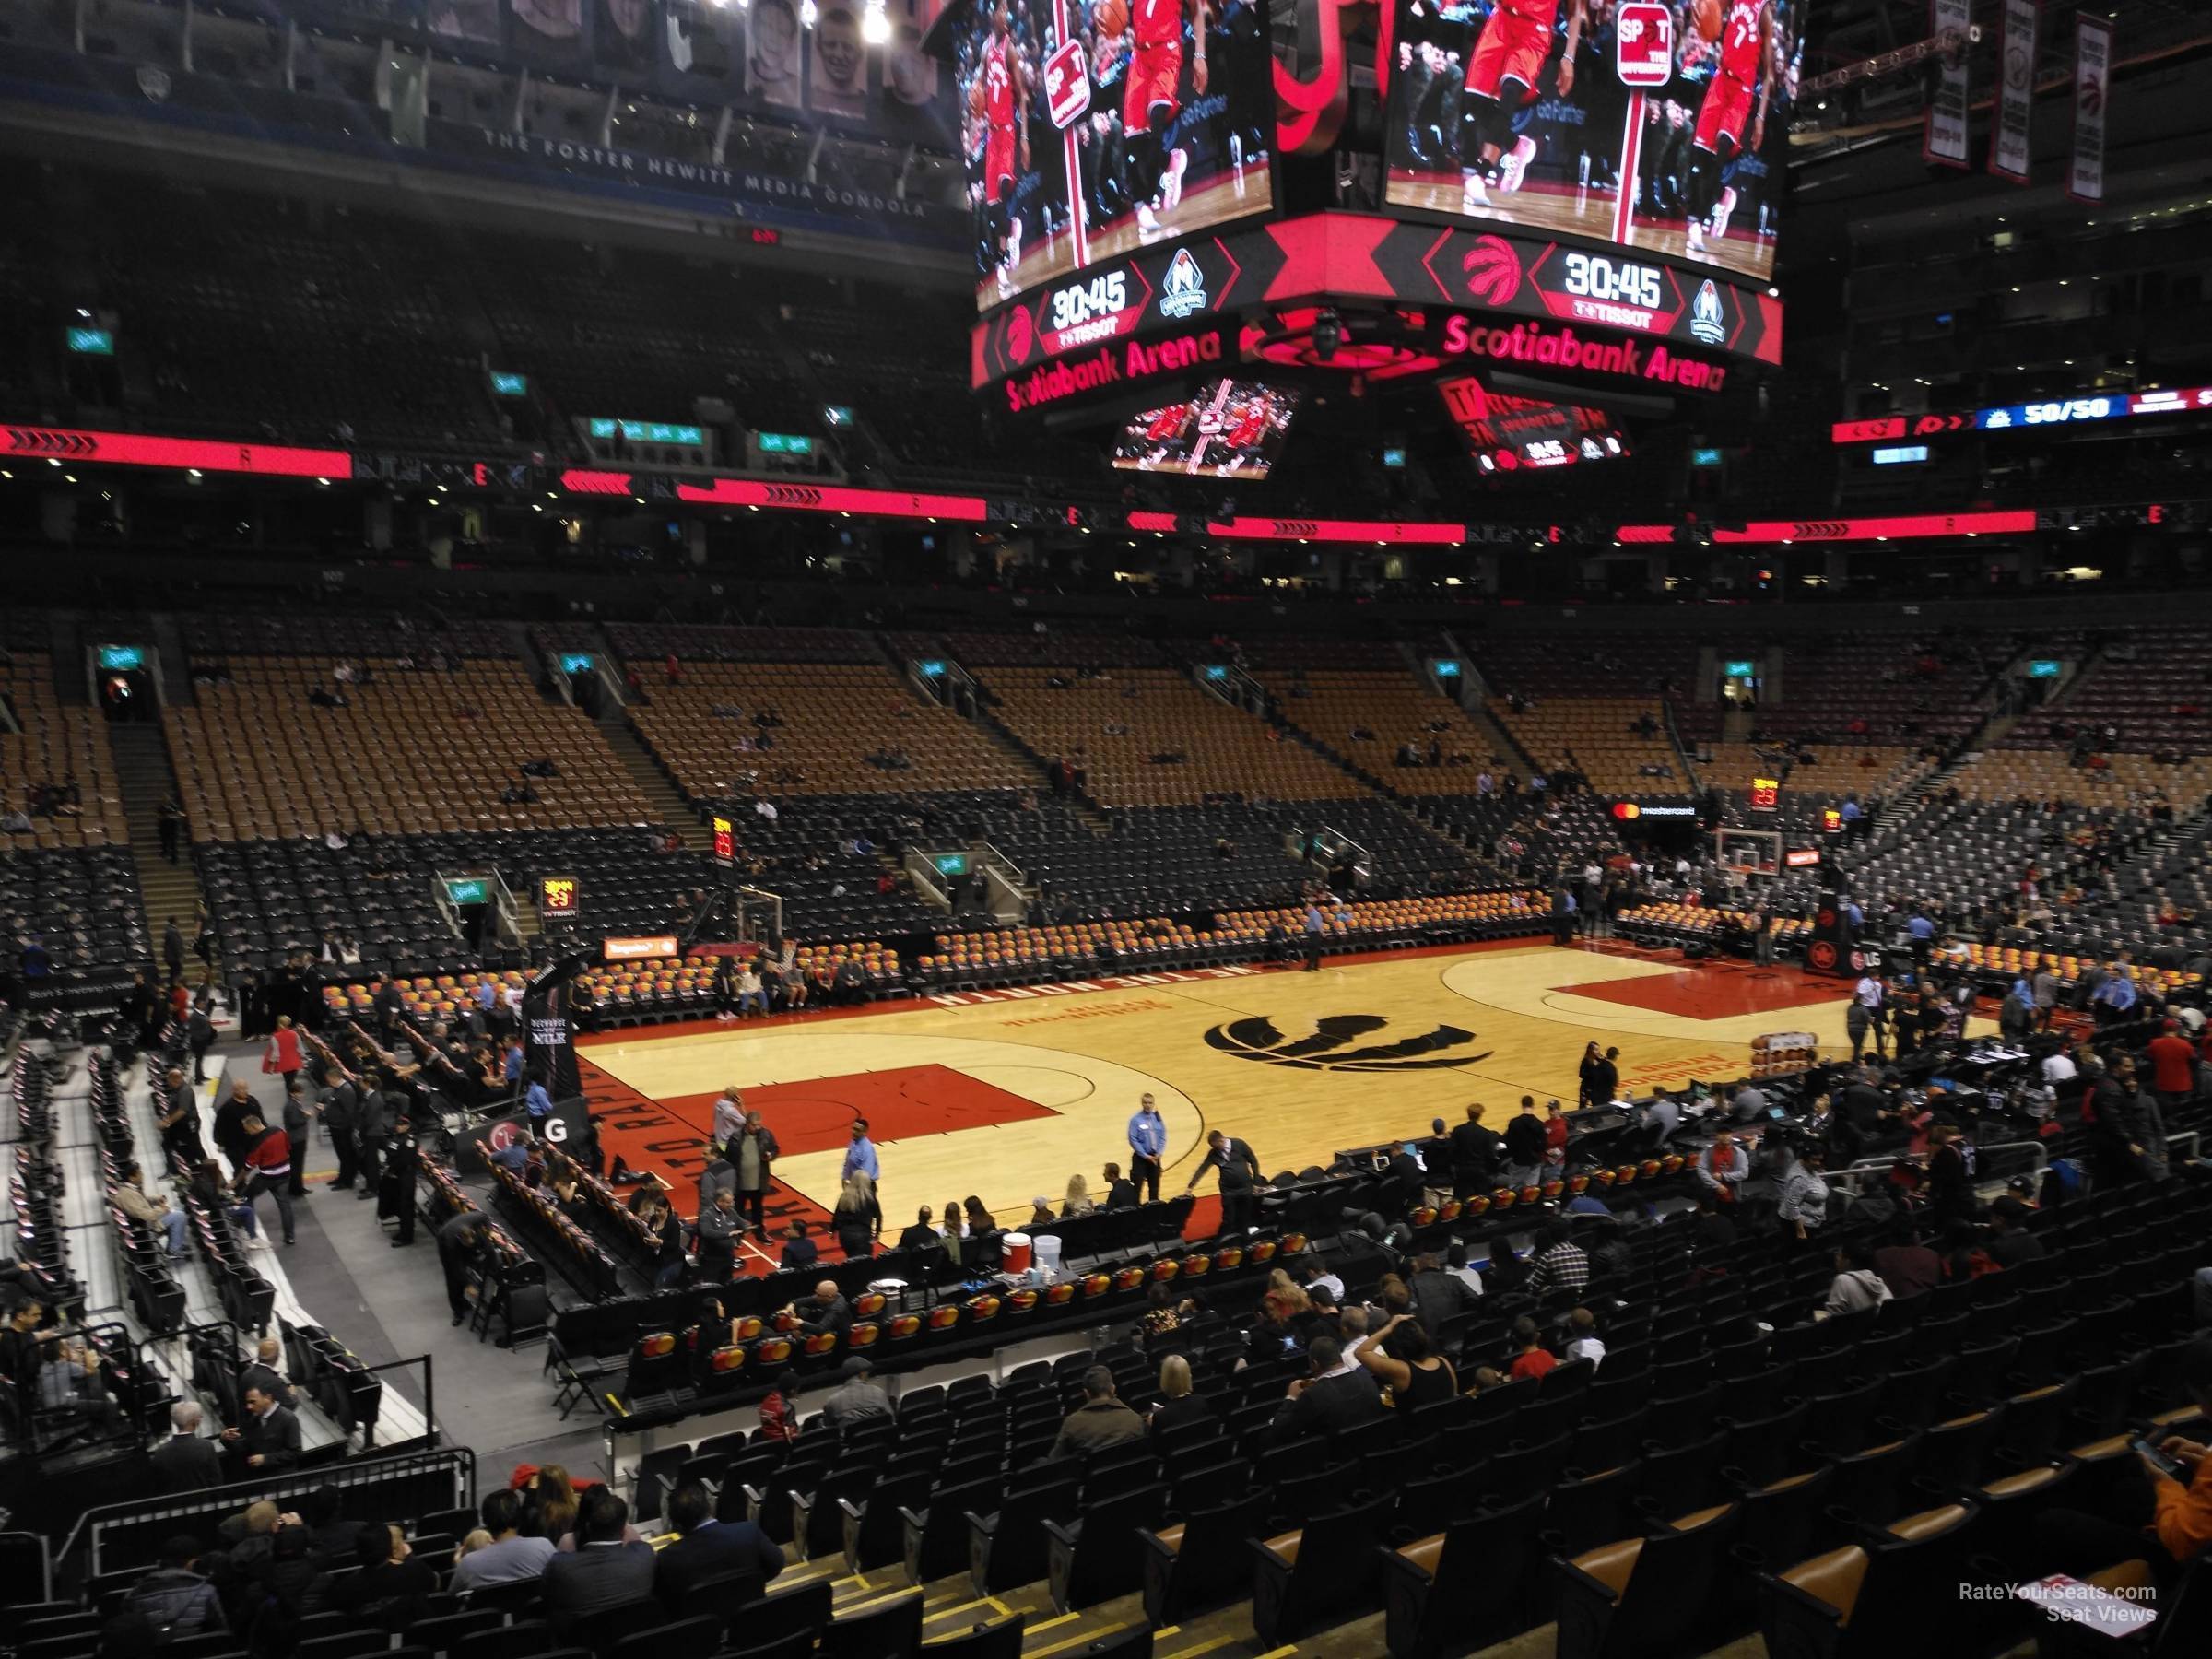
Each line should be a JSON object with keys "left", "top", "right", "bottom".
{"left": 263, "top": 1016, "right": 303, "bottom": 1084}
{"left": 2148, "top": 1019, "right": 2198, "bottom": 1109}
{"left": 239, "top": 1113, "right": 297, "bottom": 1246}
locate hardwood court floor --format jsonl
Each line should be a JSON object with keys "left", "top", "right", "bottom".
{"left": 578, "top": 941, "right": 1964, "bottom": 1240}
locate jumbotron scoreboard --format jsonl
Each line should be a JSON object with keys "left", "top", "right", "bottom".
{"left": 947, "top": 0, "right": 1795, "bottom": 459}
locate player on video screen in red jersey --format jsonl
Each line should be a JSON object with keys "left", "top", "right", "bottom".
{"left": 980, "top": 5, "right": 1031, "bottom": 296}
{"left": 1122, "top": 0, "right": 1208, "bottom": 235}
{"left": 1462, "top": 0, "right": 1583, "bottom": 208}
{"left": 1683, "top": 0, "right": 1773, "bottom": 256}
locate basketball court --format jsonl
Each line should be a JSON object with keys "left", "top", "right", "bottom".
{"left": 576, "top": 940, "right": 1956, "bottom": 1262}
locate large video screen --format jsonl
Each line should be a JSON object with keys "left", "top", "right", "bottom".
{"left": 959, "top": 0, "right": 1275, "bottom": 313}
{"left": 1112, "top": 380, "right": 1299, "bottom": 477}
{"left": 1382, "top": 0, "right": 1802, "bottom": 284}
{"left": 1440, "top": 375, "right": 1627, "bottom": 471}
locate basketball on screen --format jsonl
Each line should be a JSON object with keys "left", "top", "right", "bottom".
{"left": 1693, "top": 0, "right": 1724, "bottom": 41}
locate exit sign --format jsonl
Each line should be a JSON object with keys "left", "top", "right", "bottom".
{"left": 759, "top": 432, "right": 815, "bottom": 456}
{"left": 67, "top": 326, "right": 114, "bottom": 356}
{"left": 1616, "top": 1, "right": 1675, "bottom": 88}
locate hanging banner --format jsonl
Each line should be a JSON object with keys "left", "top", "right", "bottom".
{"left": 1990, "top": 0, "right": 2040, "bottom": 183}
{"left": 1924, "top": 0, "right": 1971, "bottom": 168}
{"left": 2069, "top": 13, "right": 2112, "bottom": 205}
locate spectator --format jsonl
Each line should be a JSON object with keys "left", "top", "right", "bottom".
{"left": 653, "top": 1479, "right": 783, "bottom": 1610}
{"left": 1272, "top": 1335, "right": 1388, "bottom": 1435}
{"left": 151, "top": 1401, "right": 224, "bottom": 1492}
{"left": 1526, "top": 1225, "right": 1590, "bottom": 1298}
{"left": 1775, "top": 1143, "right": 1831, "bottom": 1240}
{"left": 541, "top": 1490, "right": 655, "bottom": 1630}
{"left": 1696, "top": 1130, "right": 1750, "bottom": 1203}
{"left": 434, "top": 1209, "right": 490, "bottom": 1327}
{"left": 1062, "top": 1172, "right": 1096, "bottom": 1217}
{"left": 1100, "top": 1162, "right": 1138, "bottom": 1208}
{"left": 831, "top": 1171, "right": 881, "bottom": 1261}
{"left": 1872, "top": 1220, "right": 1942, "bottom": 1299}
{"left": 819, "top": 1356, "right": 891, "bottom": 1427}
{"left": 1149, "top": 1354, "right": 1212, "bottom": 1439}
{"left": 789, "top": 1280, "right": 852, "bottom": 1340}
{"left": 1355, "top": 1312, "right": 1456, "bottom": 1412}
{"left": 1985, "top": 1196, "right": 2048, "bottom": 1267}
{"left": 695, "top": 1187, "right": 743, "bottom": 1280}
{"left": 1406, "top": 1252, "right": 1479, "bottom": 1337}
{"left": 895, "top": 1205, "right": 939, "bottom": 1252}
{"left": 1817, "top": 1240, "right": 1895, "bottom": 1320}
{"left": 330, "top": 1524, "right": 434, "bottom": 1630}
{"left": 223, "top": 1382, "right": 301, "bottom": 1471}
{"left": 1507, "top": 1315, "right": 1556, "bottom": 1381}
{"left": 1563, "top": 1308, "right": 1606, "bottom": 1368}
{"left": 449, "top": 1489, "right": 556, "bottom": 1592}
{"left": 126, "top": 1536, "right": 225, "bottom": 1638}
{"left": 779, "top": 1221, "right": 819, "bottom": 1272}
{"left": 1049, "top": 1366, "right": 1147, "bottom": 1459}
{"left": 729, "top": 1110, "right": 778, "bottom": 1233}
{"left": 111, "top": 1161, "right": 188, "bottom": 1259}
{"left": 1502, "top": 1097, "right": 1548, "bottom": 1188}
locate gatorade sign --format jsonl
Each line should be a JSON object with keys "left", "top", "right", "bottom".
{"left": 1616, "top": 2, "right": 1675, "bottom": 88}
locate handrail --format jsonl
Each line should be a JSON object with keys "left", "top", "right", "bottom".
{"left": 60, "top": 1443, "right": 474, "bottom": 1582}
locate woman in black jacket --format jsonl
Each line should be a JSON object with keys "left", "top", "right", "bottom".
{"left": 833, "top": 1172, "right": 883, "bottom": 1261}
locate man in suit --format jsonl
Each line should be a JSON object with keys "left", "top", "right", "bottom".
{"left": 223, "top": 1382, "right": 301, "bottom": 1472}
{"left": 151, "top": 1401, "right": 226, "bottom": 1492}
{"left": 653, "top": 1479, "right": 784, "bottom": 1611}
{"left": 1271, "top": 1336, "right": 1388, "bottom": 1438}
{"left": 237, "top": 1336, "right": 298, "bottom": 1410}
{"left": 1184, "top": 1129, "right": 1265, "bottom": 1236}
{"left": 542, "top": 1488, "right": 656, "bottom": 1630}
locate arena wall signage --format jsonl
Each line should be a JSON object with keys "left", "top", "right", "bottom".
{"left": 4, "top": 423, "right": 348, "bottom": 478}
{"left": 1832, "top": 387, "right": 2212, "bottom": 445}
{"left": 1614, "top": 510, "right": 2039, "bottom": 545}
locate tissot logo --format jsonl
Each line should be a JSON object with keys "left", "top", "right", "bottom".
{"left": 1689, "top": 279, "right": 1726, "bottom": 347}
{"left": 1202, "top": 1015, "right": 1492, "bottom": 1071}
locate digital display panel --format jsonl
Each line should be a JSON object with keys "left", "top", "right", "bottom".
{"left": 1439, "top": 375, "right": 1625, "bottom": 472}
{"left": 959, "top": 0, "right": 1275, "bottom": 313}
{"left": 1382, "top": 0, "right": 1803, "bottom": 285}
{"left": 540, "top": 876, "right": 581, "bottom": 916}
{"left": 1112, "top": 379, "right": 1298, "bottom": 477}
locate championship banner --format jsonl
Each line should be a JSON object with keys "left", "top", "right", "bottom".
{"left": 2069, "top": 13, "right": 2112, "bottom": 205}
{"left": 1924, "top": 0, "right": 1971, "bottom": 168}
{"left": 1990, "top": 0, "right": 2040, "bottom": 184}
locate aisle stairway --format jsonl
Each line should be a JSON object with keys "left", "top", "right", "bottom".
{"left": 598, "top": 709, "right": 712, "bottom": 850}
{"left": 109, "top": 721, "right": 208, "bottom": 969}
